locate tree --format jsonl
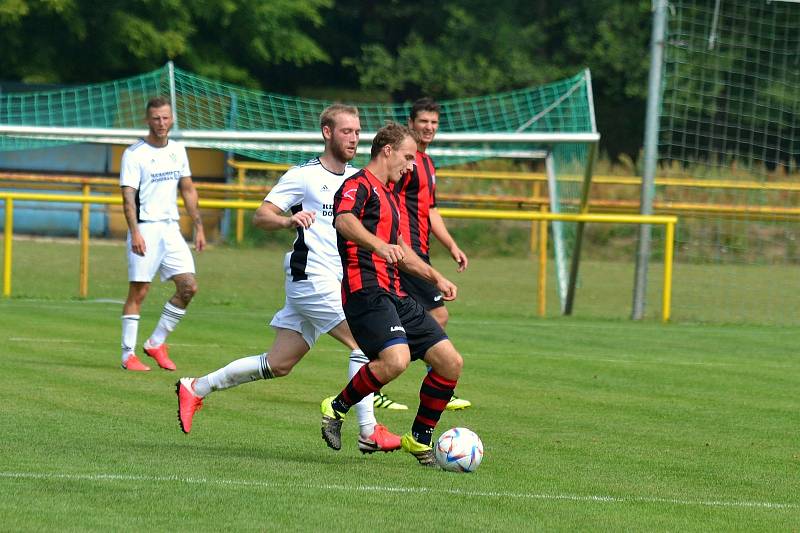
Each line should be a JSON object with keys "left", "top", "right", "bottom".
{"left": 0, "top": 0, "right": 656, "bottom": 159}
{"left": 342, "top": 0, "right": 652, "bottom": 160}
{"left": 0, "top": 0, "right": 332, "bottom": 87}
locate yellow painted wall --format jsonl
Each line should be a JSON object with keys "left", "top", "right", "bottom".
{"left": 109, "top": 145, "right": 226, "bottom": 179}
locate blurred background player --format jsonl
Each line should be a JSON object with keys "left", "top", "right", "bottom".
{"left": 321, "top": 123, "right": 464, "bottom": 467}
{"left": 378, "top": 97, "right": 472, "bottom": 410}
{"left": 119, "top": 96, "right": 205, "bottom": 372}
{"left": 176, "top": 105, "right": 401, "bottom": 453}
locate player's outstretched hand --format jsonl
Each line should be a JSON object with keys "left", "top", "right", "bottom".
{"left": 290, "top": 210, "right": 316, "bottom": 229}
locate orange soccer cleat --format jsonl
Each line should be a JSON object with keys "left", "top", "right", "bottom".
{"left": 175, "top": 378, "right": 203, "bottom": 434}
{"left": 357, "top": 424, "right": 402, "bottom": 453}
{"left": 121, "top": 354, "right": 151, "bottom": 372}
{"left": 143, "top": 340, "right": 176, "bottom": 371}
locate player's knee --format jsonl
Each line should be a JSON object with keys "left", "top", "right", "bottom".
{"left": 450, "top": 351, "right": 464, "bottom": 377}
{"left": 128, "top": 293, "right": 146, "bottom": 307}
{"left": 432, "top": 307, "right": 449, "bottom": 329}
{"left": 429, "top": 344, "right": 462, "bottom": 380}
{"left": 269, "top": 361, "right": 292, "bottom": 377}
{"left": 179, "top": 280, "right": 198, "bottom": 303}
{"left": 128, "top": 282, "right": 149, "bottom": 302}
{"left": 383, "top": 356, "right": 410, "bottom": 379}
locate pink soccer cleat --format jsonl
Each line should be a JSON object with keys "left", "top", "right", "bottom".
{"left": 357, "top": 423, "right": 402, "bottom": 453}
{"left": 122, "top": 354, "right": 151, "bottom": 372}
{"left": 176, "top": 378, "right": 203, "bottom": 434}
{"left": 143, "top": 341, "right": 176, "bottom": 371}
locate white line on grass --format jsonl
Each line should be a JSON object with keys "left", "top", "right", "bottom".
{"left": 7, "top": 338, "right": 219, "bottom": 348}
{"left": 0, "top": 471, "right": 795, "bottom": 511}
{"left": 452, "top": 318, "right": 800, "bottom": 335}
{"left": 460, "top": 352, "right": 796, "bottom": 369}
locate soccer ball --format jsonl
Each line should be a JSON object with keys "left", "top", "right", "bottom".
{"left": 434, "top": 427, "right": 484, "bottom": 473}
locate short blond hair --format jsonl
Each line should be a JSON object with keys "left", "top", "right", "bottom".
{"left": 370, "top": 122, "right": 419, "bottom": 159}
{"left": 320, "top": 104, "right": 359, "bottom": 130}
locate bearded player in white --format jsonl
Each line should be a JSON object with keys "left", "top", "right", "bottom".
{"left": 119, "top": 96, "right": 206, "bottom": 372}
{"left": 176, "top": 104, "right": 402, "bottom": 452}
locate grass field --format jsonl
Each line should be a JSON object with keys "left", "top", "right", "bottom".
{"left": 1, "top": 239, "right": 798, "bottom": 530}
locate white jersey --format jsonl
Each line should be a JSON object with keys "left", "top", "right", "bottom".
{"left": 266, "top": 157, "right": 358, "bottom": 282}
{"left": 120, "top": 139, "right": 191, "bottom": 222}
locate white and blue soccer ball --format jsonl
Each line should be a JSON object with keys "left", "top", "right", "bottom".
{"left": 434, "top": 427, "right": 484, "bottom": 473}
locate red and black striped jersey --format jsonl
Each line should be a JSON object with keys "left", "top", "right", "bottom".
{"left": 393, "top": 150, "right": 437, "bottom": 257}
{"left": 334, "top": 169, "right": 406, "bottom": 300}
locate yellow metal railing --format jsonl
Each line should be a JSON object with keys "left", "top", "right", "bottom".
{"left": 437, "top": 208, "right": 677, "bottom": 321}
{"left": 3, "top": 197, "right": 11, "bottom": 298}
{"left": 0, "top": 191, "right": 677, "bottom": 322}
{"left": 225, "top": 160, "right": 800, "bottom": 189}
{"left": 225, "top": 160, "right": 798, "bottom": 239}
{"left": 2, "top": 167, "right": 797, "bottom": 245}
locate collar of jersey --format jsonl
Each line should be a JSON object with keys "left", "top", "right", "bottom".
{"left": 363, "top": 168, "right": 392, "bottom": 191}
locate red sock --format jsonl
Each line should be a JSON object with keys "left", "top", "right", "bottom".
{"left": 411, "top": 371, "right": 457, "bottom": 445}
{"left": 332, "top": 363, "right": 384, "bottom": 413}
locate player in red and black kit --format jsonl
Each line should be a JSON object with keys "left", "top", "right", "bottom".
{"left": 320, "top": 123, "right": 465, "bottom": 467}
{"left": 393, "top": 97, "right": 472, "bottom": 410}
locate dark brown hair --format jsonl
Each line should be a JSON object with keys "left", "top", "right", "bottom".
{"left": 409, "top": 97, "right": 440, "bottom": 121}
{"left": 145, "top": 96, "right": 171, "bottom": 113}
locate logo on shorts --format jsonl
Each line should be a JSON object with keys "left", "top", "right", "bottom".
{"left": 433, "top": 294, "right": 443, "bottom": 302}
{"left": 390, "top": 325, "right": 406, "bottom": 333}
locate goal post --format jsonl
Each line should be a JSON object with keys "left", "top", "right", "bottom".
{"left": 638, "top": 0, "right": 800, "bottom": 324}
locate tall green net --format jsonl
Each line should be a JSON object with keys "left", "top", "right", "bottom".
{"left": 657, "top": 0, "right": 800, "bottom": 324}
{"left": 0, "top": 64, "right": 597, "bottom": 311}
{"left": 0, "top": 68, "right": 167, "bottom": 151}
{"left": 0, "top": 65, "right": 595, "bottom": 169}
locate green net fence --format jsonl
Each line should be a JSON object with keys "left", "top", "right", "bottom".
{"left": 0, "top": 64, "right": 597, "bottom": 314}
{"left": 0, "top": 68, "right": 167, "bottom": 152}
{"left": 0, "top": 64, "right": 595, "bottom": 168}
{"left": 655, "top": 0, "right": 800, "bottom": 325}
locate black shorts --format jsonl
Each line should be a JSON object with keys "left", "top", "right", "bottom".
{"left": 343, "top": 288, "right": 447, "bottom": 361}
{"left": 399, "top": 255, "right": 444, "bottom": 311}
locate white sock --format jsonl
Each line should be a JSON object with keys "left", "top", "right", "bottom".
{"left": 148, "top": 302, "right": 185, "bottom": 347}
{"left": 197, "top": 353, "right": 271, "bottom": 398}
{"left": 349, "top": 349, "right": 376, "bottom": 437}
{"left": 121, "top": 314, "right": 140, "bottom": 363}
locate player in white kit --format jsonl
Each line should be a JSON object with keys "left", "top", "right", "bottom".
{"left": 176, "top": 104, "right": 402, "bottom": 452}
{"left": 119, "top": 96, "right": 206, "bottom": 372}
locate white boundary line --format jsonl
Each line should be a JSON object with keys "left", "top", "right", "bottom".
{"left": 7, "top": 338, "right": 219, "bottom": 348}
{"left": 0, "top": 471, "right": 795, "bottom": 510}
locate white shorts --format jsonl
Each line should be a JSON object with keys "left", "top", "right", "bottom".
{"left": 269, "top": 275, "right": 345, "bottom": 348}
{"left": 127, "top": 220, "right": 195, "bottom": 282}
